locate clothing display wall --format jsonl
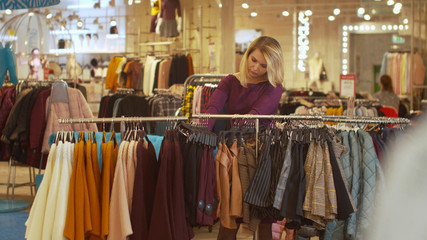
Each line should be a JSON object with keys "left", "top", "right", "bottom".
{"left": 379, "top": 52, "right": 426, "bottom": 95}
{"left": 105, "top": 54, "right": 194, "bottom": 95}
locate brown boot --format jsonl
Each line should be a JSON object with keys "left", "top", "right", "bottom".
{"left": 217, "top": 225, "right": 239, "bottom": 240}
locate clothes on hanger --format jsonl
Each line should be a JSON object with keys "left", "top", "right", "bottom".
{"left": 0, "top": 42, "right": 18, "bottom": 86}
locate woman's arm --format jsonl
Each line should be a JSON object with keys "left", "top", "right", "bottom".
{"left": 204, "top": 76, "right": 231, "bottom": 130}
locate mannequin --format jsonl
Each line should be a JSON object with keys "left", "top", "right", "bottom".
{"left": 156, "top": 0, "right": 182, "bottom": 37}
{"left": 20, "top": 48, "right": 46, "bottom": 80}
{"left": 308, "top": 52, "right": 323, "bottom": 89}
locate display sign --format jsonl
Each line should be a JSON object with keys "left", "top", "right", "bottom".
{"left": 340, "top": 73, "right": 356, "bottom": 98}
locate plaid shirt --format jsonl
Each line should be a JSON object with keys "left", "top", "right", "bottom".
{"left": 151, "top": 94, "right": 183, "bottom": 116}
{"left": 303, "top": 140, "right": 337, "bottom": 229}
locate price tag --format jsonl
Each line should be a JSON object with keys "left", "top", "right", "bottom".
{"left": 340, "top": 74, "right": 356, "bottom": 98}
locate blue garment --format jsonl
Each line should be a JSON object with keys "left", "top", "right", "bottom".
{"left": 355, "top": 130, "right": 383, "bottom": 240}
{"left": 325, "top": 130, "right": 384, "bottom": 240}
{"left": 0, "top": 43, "right": 18, "bottom": 86}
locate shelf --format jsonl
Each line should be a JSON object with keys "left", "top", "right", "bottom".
{"left": 139, "top": 41, "right": 173, "bottom": 46}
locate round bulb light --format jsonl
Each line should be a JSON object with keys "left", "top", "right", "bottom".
{"left": 333, "top": 8, "right": 340, "bottom": 15}
{"left": 328, "top": 15, "right": 335, "bottom": 21}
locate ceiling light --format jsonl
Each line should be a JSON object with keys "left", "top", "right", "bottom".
{"left": 328, "top": 15, "right": 335, "bottom": 21}
{"left": 343, "top": 59, "right": 348, "bottom": 64}
{"left": 250, "top": 11, "right": 258, "bottom": 17}
{"left": 135, "top": 0, "right": 141, "bottom": 3}
{"left": 371, "top": 25, "right": 376, "bottom": 30}
{"left": 305, "top": 10, "right": 312, "bottom": 16}
{"left": 364, "top": 14, "right": 371, "bottom": 21}
{"left": 357, "top": 8, "right": 365, "bottom": 16}
{"left": 395, "top": 3, "right": 402, "bottom": 9}
{"left": 382, "top": 25, "right": 387, "bottom": 30}
{"left": 399, "top": 25, "right": 404, "bottom": 30}
{"left": 354, "top": 25, "right": 359, "bottom": 30}
{"left": 393, "top": 25, "right": 398, "bottom": 30}
{"left": 219, "top": 3, "right": 222, "bottom": 8}
{"left": 343, "top": 43, "right": 348, "bottom": 48}
{"left": 343, "top": 25, "right": 348, "bottom": 30}
{"left": 333, "top": 8, "right": 340, "bottom": 15}
{"left": 387, "top": 25, "right": 392, "bottom": 30}
{"left": 45, "top": 10, "right": 52, "bottom": 19}
{"left": 343, "top": 31, "right": 348, "bottom": 36}
{"left": 403, "top": 18, "right": 408, "bottom": 24}
{"left": 242, "top": 3, "right": 249, "bottom": 9}
{"left": 405, "top": 25, "right": 409, "bottom": 30}
{"left": 371, "top": 9, "right": 377, "bottom": 14}
{"left": 387, "top": 0, "right": 394, "bottom": 6}
{"left": 393, "top": 8, "right": 401, "bottom": 14}
{"left": 5, "top": 9, "right": 12, "bottom": 15}
{"left": 349, "top": 26, "right": 353, "bottom": 31}
{"left": 128, "top": 0, "right": 133, "bottom": 5}
{"left": 110, "top": 18, "right": 117, "bottom": 26}
{"left": 282, "top": 10, "right": 289, "bottom": 16}
{"left": 28, "top": 12, "right": 34, "bottom": 16}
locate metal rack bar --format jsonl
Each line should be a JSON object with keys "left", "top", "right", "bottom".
{"left": 58, "top": 114, "right": 410, "bottom": 125}
{"left": 183, "top": 74, "right": 227, "bottom": 96}
{"left": 58, "top": 116, "right": 189, "bottom": 124}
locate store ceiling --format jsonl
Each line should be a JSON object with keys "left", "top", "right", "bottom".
{"left": 234, "top": 0, "right": 404, "bottom": 22}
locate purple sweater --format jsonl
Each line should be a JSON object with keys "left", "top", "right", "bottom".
{"left": 204, "top": 74, "right": 283, "bottom": 130}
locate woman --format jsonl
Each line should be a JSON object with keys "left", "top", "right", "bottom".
{"left": 205, "top": 36, "right": 284, "bottom": 240}
{"left": 373, "top": 74, "right": 400, "bottom": 112}
{"left": 205, "top": 36, "right": 284, "bottom": 131}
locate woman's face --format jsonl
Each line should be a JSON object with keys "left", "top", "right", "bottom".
{"left": 247, "top": 48, "right": 267, "bottom": 79}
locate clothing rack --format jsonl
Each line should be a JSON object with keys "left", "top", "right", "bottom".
{"left": 116, "top": 88, "right": 135, "bottom": 95}
{"left": 59, "top": 114, "right": 409, "bottom": 160}
{"left": 183, "top": 74, "right": 226, "bottom": 96}
{"left": 313, "top": 98, "right": 380, "bottom": 104}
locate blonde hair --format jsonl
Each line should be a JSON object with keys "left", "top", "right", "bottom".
{"left": 239, "top": 36, "right": 284, "bottom": 87}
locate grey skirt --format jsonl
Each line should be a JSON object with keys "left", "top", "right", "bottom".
{"left": 157, "top": 18, "right": 179, "bottom": 38}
